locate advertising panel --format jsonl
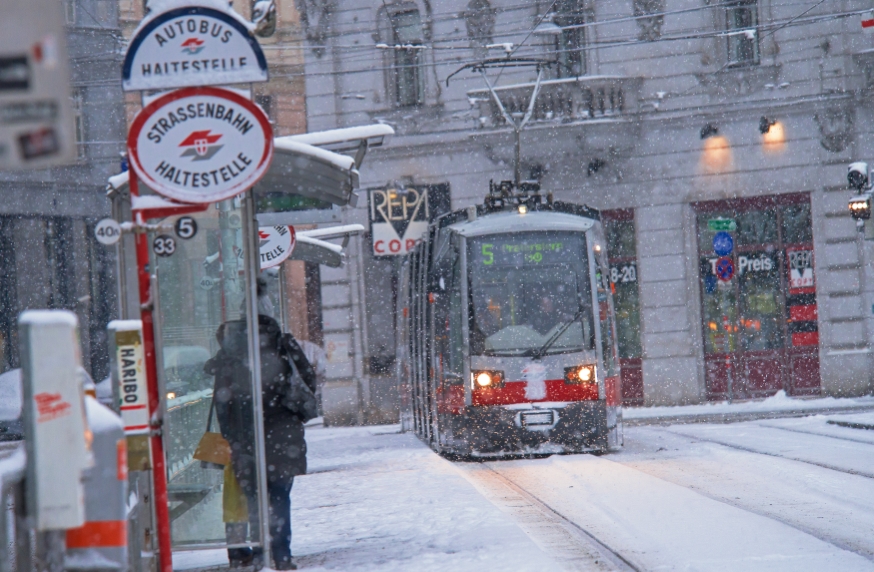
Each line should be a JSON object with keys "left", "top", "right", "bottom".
{"left": 0, "top": 0, "right": 76, "bottom": 169}
{"left": 368, "top": 184, "right": 450, "bottom": 256}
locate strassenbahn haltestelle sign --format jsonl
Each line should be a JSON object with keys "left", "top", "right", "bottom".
{"left": 127, "top": 86, "right": 273, "bottom": 203}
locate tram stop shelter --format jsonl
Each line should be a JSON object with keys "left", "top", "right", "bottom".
{"left": 106, "top": 124, "right": 392, "bottom": 567}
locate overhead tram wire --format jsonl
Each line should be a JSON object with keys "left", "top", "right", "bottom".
{"left": 273, "top": 0, "right": 851, "bottom": 74}
{"left": 276, "top": 4, "right": 867, "bottom": 84}
{"left": 285, "top": 0, "right": 826, "bottom": 48}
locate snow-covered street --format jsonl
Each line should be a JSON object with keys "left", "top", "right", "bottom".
{"left": 173, "top": 407, "right": 874, "bottom": 571}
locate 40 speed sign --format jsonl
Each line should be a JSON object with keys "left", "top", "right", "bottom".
{"left": 127, "top": 86, "right": 273, "bottom": 203}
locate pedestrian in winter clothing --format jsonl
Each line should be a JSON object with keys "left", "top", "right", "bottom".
{"left": 205, "top": 314, "right": 318, "bottom": 570}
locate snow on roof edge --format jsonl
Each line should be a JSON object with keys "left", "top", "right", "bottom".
{"left": 273, "top": 139, "right": 355, "bottom": 171}
{"left": 108, "top": 320, "right": 143, "bottom": 332}
{"left": 283, "top": 124, "right": 395, "bottom": 147}
{"left": 19, "top": 310, "right": 78, "bottom": 328}
{"left": 108, "top": 171, "right": 130, "bottom": 191}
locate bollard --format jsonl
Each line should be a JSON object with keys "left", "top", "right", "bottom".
{"left": 19, "top": 310, "right": 90, "bottom": 527}
{"left": 65, "top": 396, "right": 128, "bottom": 571}
{"left": 19, "top": 310, "right": 91, "bottom": 572}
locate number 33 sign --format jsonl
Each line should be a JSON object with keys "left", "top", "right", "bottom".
{"left": 153, "top": 235, "right": 176, "bottom": 257}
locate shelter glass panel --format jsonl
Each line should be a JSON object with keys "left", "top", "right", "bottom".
{"left": 150, "top": 198, "right": 264, "bottom": 550}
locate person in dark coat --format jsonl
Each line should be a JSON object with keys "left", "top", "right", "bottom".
{"left": 205, "top": 314, "right": 317, "bottom": 570}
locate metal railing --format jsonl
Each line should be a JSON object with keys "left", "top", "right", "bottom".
{"left": 468, "top": 76, "right": 642, "bottom": 128}
{"left": 0, "top": 444, "right": 34, "bottom": 572}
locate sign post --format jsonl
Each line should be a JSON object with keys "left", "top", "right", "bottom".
{"left": 122, "top": 3, "right": 272, "bottom": 569}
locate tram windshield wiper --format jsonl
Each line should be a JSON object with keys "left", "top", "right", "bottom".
{"left": 527, "top": 307, "right": 585, "bottom": 360}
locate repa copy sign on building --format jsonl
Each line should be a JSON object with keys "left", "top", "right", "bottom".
{"left": 128, "top": 86, "right": 273, "bottom": 203}
{"left": 122, "top": 3, "right": 268, "bottom": 91}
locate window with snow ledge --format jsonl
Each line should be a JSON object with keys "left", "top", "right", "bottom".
{"left": 377, "top": 3, "right": 426, "bottom": 108}
{"left": 725, "top": 0, "right": 760, "bottom": 68}
{"left": 549, "top": 0, "right": 589, "bottom": 78}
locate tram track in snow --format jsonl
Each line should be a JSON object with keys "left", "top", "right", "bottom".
{"left": 750, "top": 420, "right": 874, "bottom": 447}
{"left": 455, "top": 462, "right": 640, "bottom": 572}
{"left": 654, "top": 425, "right": 874, "bottom": 480}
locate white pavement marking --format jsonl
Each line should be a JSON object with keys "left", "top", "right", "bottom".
{"left": 483, "top": 453, "right": 874, "bottom": 571}
{"left": 620, "top": 426, "right": 874, "bottom": 560}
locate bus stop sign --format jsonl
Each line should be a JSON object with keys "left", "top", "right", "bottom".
{"left": 122, "top": 3, "right": 268, "bottom": 91}
{"left": 127, "top": 86, "right": 273, "bottom": 203}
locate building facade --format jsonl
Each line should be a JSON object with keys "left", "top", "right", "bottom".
{"left": 0, "top": 0, "right": 127, "bottom": 380}
{"left": 301, "top": 0, "right": 874, "bottom": 421}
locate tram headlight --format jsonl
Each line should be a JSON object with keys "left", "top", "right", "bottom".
{"left": 472, "top": 370, "right": 504, "bottom": 389}
{"left": 564, "top": 365, "right": 596, "bottom": 384}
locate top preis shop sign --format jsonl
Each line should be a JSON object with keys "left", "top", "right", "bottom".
{"left": 122, "top": 4, "right": 268, "bottom": 91}
{"left": 128, "top": 86, "right": 273, "bottom": 203}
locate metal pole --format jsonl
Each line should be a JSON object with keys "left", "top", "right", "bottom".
{"left": 129, "top": 175, "right": 174, "bottom": 572}
{"left": 514, "top": 128, "right": 522, "bottom": 188}
{"left": 857, "top": 219, "right": 872, "bottom": 393}
{"left": 242, "top": 190, "right": 272, "bottom": 569}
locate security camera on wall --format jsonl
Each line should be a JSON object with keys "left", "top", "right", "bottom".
{"left": 847, "top": 162, "right": 870, "bottom": 191}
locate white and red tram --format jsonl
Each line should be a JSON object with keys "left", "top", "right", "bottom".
{"left": 397, "top": 182, "right": 623, "bottom": 457}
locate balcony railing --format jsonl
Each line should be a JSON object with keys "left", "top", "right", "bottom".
{"left": 468, "top": 75, "right": 641, "bottom": 128}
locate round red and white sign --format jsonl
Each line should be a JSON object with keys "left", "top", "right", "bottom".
{"left": 259, "top": 225, "right": 295, "bottom": 270}
{"left": 128, "top": 86, "right": 273, "bottom": 203}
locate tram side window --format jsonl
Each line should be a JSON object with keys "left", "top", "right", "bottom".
{"left": 596, "top": 250, "right": 619, "bottom": 378}
{"left": 432, "top": 240, "right": 463, "bottom": 382}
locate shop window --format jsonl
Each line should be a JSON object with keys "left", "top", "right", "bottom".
{"left": 725, "top": 0, "right": 759, "bottom": 67}
{"left": 694, "top": 194, "right": 818, "bottom": 400}
{"left": 603, "top": 210, "right": 642, "bottom": 406}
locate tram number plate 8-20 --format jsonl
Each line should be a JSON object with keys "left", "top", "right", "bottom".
{"left": 610, "top": 264, "right": 637, "bottom": 284}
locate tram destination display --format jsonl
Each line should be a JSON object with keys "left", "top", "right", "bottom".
{"left": 474, "top": 236, "right": 573, "bottom": 267}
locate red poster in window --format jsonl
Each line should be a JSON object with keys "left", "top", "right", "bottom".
{"left": 787, "top": 247, "right": 815, "bottom": 294}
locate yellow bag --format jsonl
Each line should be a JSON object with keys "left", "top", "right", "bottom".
{"left": 223, "top": 463, "right": 249, "bottom": 523}
{"left": 193, "top": 399, "right": 231, "bottom": 467}
{"left": 193, "top": 431, "right": 231, "bottom": 466}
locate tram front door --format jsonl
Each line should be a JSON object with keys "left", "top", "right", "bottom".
{"left": 695, "top": 195, "right": 820, "bottom": 400}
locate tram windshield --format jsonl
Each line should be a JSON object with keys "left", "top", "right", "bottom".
{"left": 468, "top": 231, "right": 595, "bottom": 357}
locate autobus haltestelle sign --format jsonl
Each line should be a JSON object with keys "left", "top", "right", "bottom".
{"left": 128, "top": 86, "right": 273, "bottom": 203}
{"left": 122, "top": 5, "right": 268, "bottom": 91}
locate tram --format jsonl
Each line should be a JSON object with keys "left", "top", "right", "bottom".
{"left": 397, "top": 181, "right": 623, "bottom": 457}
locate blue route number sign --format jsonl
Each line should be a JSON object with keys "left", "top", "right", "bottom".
{"left": 712, "top": 231, "right": 734, "bottom": 256}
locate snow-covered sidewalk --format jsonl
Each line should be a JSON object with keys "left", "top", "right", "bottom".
{"left": 174, "top": 424, "right": 560, "bottom": 571}
{"left": 624, "top": 390, "right": 874, "bottom": 425}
